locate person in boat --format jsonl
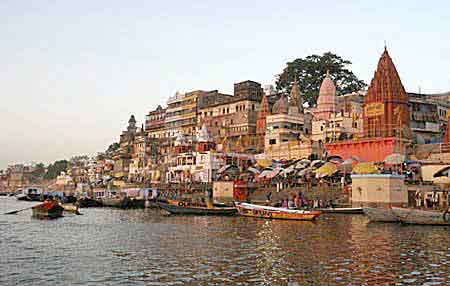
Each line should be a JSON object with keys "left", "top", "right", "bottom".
{"left": 282, "top": 198, "right": 288, "bottom": 208}
{"left": 288, "top": 196, "right": 295, "bottom": 209}
{"left": 294, "top": 195, "right": 301, "bottom": 209}
{"left": 42, "top": 195, "right": 56, "bottom": 210}
{"left": 266, "top": 191, "right": 272, "bottom": 204}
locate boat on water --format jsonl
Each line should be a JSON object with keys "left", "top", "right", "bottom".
{"left": 166, "top": 199, "right": 229, "bottom": 208}
{"left": 391, "top": 207, "right": 450, "bottom": 225}
{"left": 76, "top": 197, "right": 103, "bottom": 208}
{"left": 363, "top": 207, "right": 398, "bottom": 222}
{"left": 62, "top": 204, "right": 81, "bottom": 214}
{"left": 158, "top": 202, "right": 237, "bottom": 216}
{"left": 32, "top": 202, "right": 64, "bottom": 219}
{"left": 16, "top": 187, "right": 43, "bottom": 201}
{"left": 315, "top": 207, "right": 363, "bottom": 214}
{"left": 235, "top": 203, "right": 322, "bottom": 221}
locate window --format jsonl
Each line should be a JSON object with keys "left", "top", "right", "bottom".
{"left": 252, "top": 104, "right": 255, "bottom": 111}
{"left": 269, "top": 139, "right": 277, "bottom": 145}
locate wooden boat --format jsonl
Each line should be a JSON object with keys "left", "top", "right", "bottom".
{"left": 32, "top": 203, "right": 64, "bottom": 219}
{"left": 363, "top": 207, "right": 398, "bottom": 222}
{"left": 391, "top": 207, "right": 450, "bottom": 225}
{"left": 167, "top": 199, "right": 229, "bottom": 208}
{"left": 235, "top": 203, "right": 321, "bottom": 221}
{"left": 101, "top": 197, "right": 124, "bottom": 208}
{"left": 76, "top": 197, "right": 103, "bottom": 208}
{"left": 62, "top": 204, "right": 81, "bottom": 214}
{"left": 158, "top": 202, "right": 237, "bottom": 216}
{"left": 315, "top": 207, "right": 364, "bottom": 214}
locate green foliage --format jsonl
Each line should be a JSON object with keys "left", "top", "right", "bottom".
{"left": 275, "top": 52, "right": 367, "bottom": 106}
{"left": 44, "top": 160, "right": 68, "bottom": 180}
{"left": 106, "top": 142, "right": 120, "bottom": 154}
{"left": 29, "top": 163, "right": 46, "bottom": 183}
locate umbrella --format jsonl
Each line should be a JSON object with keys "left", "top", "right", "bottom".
{"left": 384, "top": 153, "right": 405, "bottom": 165}
{"left": 352, "top": 162, "right": 379, "bottom": 174}
{"left": 338, "top": 163, "right": 353, "bottom": 173}
{"left": 247, "top": 167, "right": 261, "bottom": 174}
{"left": 311, "top": 160, "right": 325, "bottom": 169}
{"left": 327, "top": 155, "right": 343, "bottom": 164}
{"left": 297, "top": 168, "right": 313, "bottom": 177}
{"left": 433, "top": 166, "right": 450, "bottom": 178}
{"left": 315, "top": 162, "right": 338, "bottom": 178}
{"left": 432, "top": 176, "right": 450, "bottom": 188}
{"left": 256, "top": 158, "right": 273, "bottom": 168}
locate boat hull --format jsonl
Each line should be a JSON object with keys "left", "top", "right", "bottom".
{"left": 236, "top": 203, "right": 321, "bottom": 221}
{"left": 158, "top": 202, "right": 237, "bottom": 216}
{"left": 363, "top": 207, "right": 398, "bottom": 222}
{"left": 391, "top": 207, "right": 450, "bottom": 225}
{"left": 316, "top": 208, "right": 364, "bottom": 214}
{"left": 32, "top": 204, "right": 64, "bottom": 219}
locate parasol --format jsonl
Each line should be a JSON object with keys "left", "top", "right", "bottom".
{"left": 352, "top": 162, "right": 379, "bottom": 174}
{"left": 384, "top": 153, "right": 405, "bottom": 165}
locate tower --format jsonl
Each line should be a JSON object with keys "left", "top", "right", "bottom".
{"left": 289, "top": 78, "right": 304, "bottom": 115}
{"left": 314, "top": 71, "right": 337, "bottom": 120}
{"left": 363, "top": 47, "right": 410, "bottom": 138}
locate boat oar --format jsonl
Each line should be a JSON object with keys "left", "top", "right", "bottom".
{"left": 4, "top": 205, "right": 39, "bottom": 215}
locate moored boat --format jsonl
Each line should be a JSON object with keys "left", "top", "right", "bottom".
{"left": 62, "top": 204, "right": 81, "bottom": 214}
{"left": 158, "top": 202, "right": 237, "bottom": 216}
{"left": 363, "top": 207, "right": 398, "bottom": 222}
{"left": 31, "top": 202, "right": 64, "bottom": 219}
{"left": 235, "top": 202, "right": 321, "bottom": 221}
{"left": 316, "top": 207, "right": 364, "bottom": 214}
{"left": 391, "top": 207, "right": 450, "bottom": 225}
{"left": 16, "top": 187, "right": 43, "bottom": 202}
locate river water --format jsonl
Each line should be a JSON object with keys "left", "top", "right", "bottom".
{"left": 1, "top": 197, "right": 449, "bottom": 286}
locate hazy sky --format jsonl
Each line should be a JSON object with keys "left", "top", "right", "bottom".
{"left": 1, "top": 0, "right": 449, "bottom": 169}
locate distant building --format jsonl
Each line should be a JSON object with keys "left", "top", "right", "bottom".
{"left": 197, "top": 80, "right": 264, "bottom": 153}
{"left": 265, "top": 80, "right": 317, "bottom": 160}
{"left": 312, "top": 74, "right": 363, "bottom": 144}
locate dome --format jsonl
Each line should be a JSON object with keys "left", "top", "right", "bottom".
{"left": 197, "top": 124, "right": 212, "bottom": 142}
{"left": 315, "top": 71, "right": 337, "bottom": 120}
{"left": 174, "top": 133, "right": 186, "bottom": 146}
{"left": 272, "top": 95, "right": 289, "bottom": 114}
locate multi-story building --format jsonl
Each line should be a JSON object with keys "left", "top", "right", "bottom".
{"left": 113, "top": 115, "right": 137, "bottom": 182}
{"left": 265, "top": 80, "right": 317, "bottom": 160}
{"left": 165, "top": 90, "right": 204, "bottom": 139}
{"left": 167, "top": 125, "right": 224, "bottom": 183}
{"left": 145, "top": 105, "right": 166, "bottom": 139}
{"left": 198, "top": 80, "right": 264, "bottom": 153}
{"left": 129, "top": 128, "right": 149, "bottom": 183}
{"left": 407, "top": 92, "right": 450, "bottom": 143}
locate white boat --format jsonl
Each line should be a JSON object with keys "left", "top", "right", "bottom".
{"left": 391, "top": 207, "right": 450, "bottom": 225}
{"left": 363, "top": 207, "right": 398, "bottom": 222}
{"left": 316, "top": 207, "right": 363, "bottom": 214}
{"left": 15, "top": 187, "right": 43, "bottom": 201}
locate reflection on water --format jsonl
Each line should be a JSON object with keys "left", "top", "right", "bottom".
{"left": 1, "top": 197, "right": 449, "bottom": 285}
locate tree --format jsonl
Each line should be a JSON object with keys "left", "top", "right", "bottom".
{"left": 275, "top": 52, "right": 366, "bottom": 106}
{"left": 44, "top": 160, "right": 68, "bottom": 180}
{"left": 29, "top": 163, "right": 46, "bottom": 183}
{"left": 106, "top": 142, "right": 120, "bottom": 154}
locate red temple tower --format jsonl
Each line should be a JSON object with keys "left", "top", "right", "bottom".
{"left": 363, "top": 47, "right": 410, "bottom": 139}
{"left": 256, "top": 95, "right": 271, "bottom": 151}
